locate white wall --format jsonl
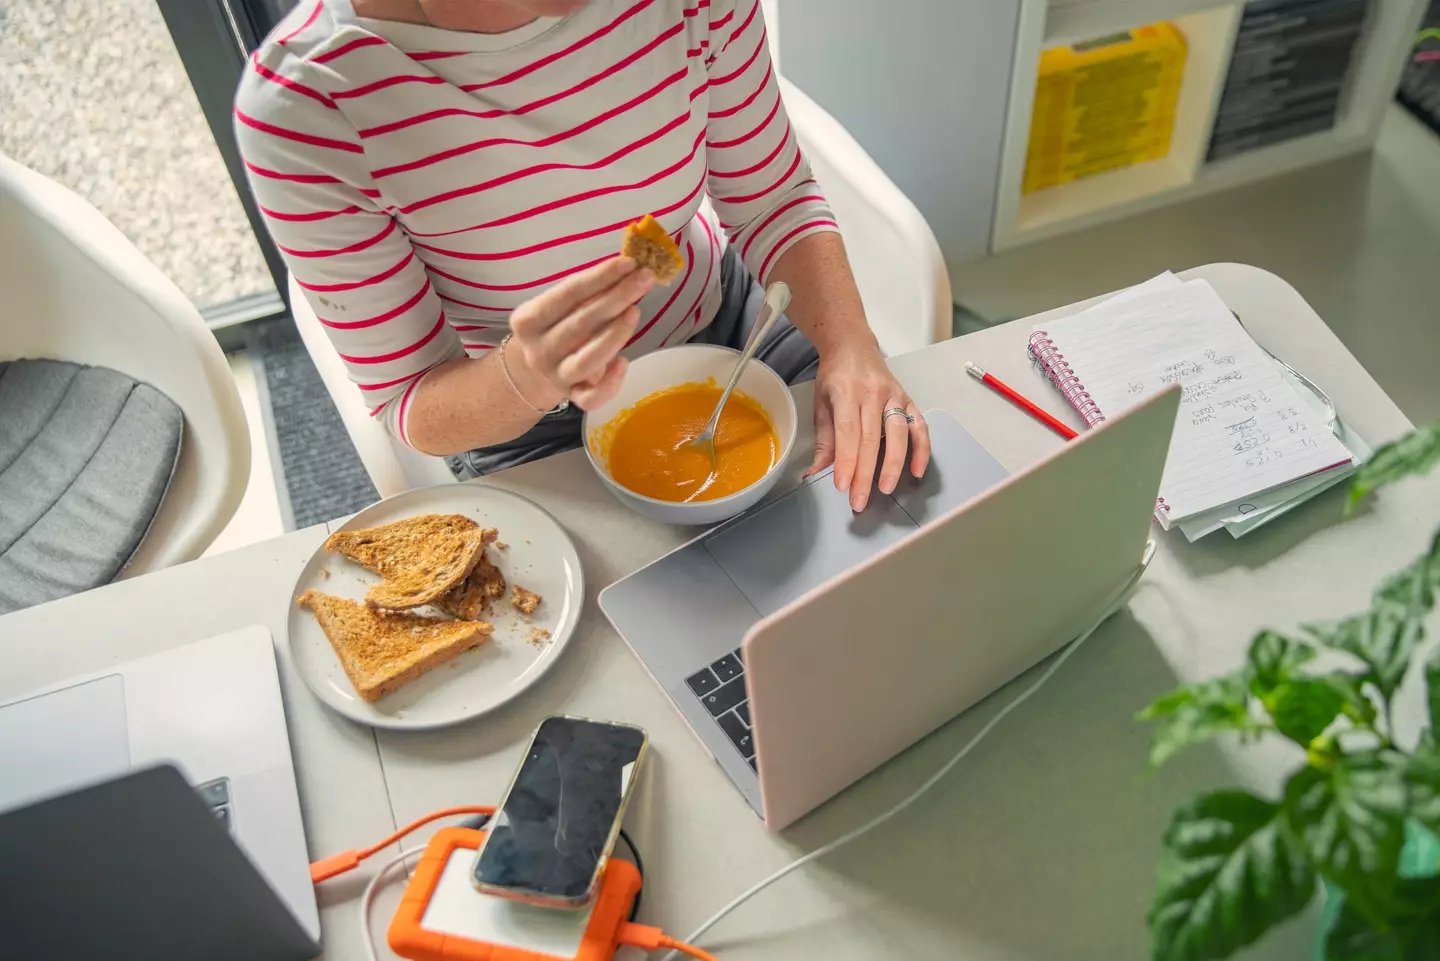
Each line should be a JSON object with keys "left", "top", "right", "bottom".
{"left": 774, "top": 0, "right": 1024, "bottom": 266}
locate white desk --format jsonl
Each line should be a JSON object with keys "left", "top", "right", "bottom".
{"left": 2, "top": 264, "right": 1432, "bottom": 960}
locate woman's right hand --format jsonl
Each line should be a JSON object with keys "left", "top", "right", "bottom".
{"left": 504, "top": 256, "right": 655, "bottom": 412}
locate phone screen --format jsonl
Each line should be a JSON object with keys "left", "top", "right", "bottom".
{"left": 472, "top": 716, "right": 647, "bottom": 904}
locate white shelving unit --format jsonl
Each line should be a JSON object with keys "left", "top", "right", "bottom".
{"left": 991, "top": 0, "right": 1430, "bottom": 251}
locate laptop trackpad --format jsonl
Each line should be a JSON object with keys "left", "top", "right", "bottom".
{"left": 0, "top": 675, "right": 130, "bottom": 812}
{"left": 704, "top": 477, "right": 918, "bottom": 618}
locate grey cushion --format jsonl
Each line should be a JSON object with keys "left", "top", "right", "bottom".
{"left": 0, "top": 360, "right": 183, "bottom": 614}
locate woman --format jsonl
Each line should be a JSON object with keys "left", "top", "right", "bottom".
{"left": 236, "top": 0, "right": 929, "bottom": 511}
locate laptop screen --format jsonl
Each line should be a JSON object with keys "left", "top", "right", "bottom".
{"left": 0, "top": 765, "right": 318, "bottom": 961}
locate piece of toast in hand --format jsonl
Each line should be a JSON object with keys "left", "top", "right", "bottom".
{"left": 323, "top": 514, "right": 489, "bottom": 610}
{"left": 620, "top": 214, "right": 684, "bottom": 285}
{"left": 436, "top": 552, "right": 507, "bottom": 621}
{"left": 298, "top": 590, "right": 492, "bottom": 703}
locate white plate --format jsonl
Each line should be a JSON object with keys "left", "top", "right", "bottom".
{"left": 286, "top": 484, "right": 583, "bottom": 730}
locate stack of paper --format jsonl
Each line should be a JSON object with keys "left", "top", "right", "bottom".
{"left": 1037, "top": 273, "right": 1360, "bottom": 540}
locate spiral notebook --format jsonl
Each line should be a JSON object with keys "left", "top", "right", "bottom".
{"left": 1029, "top": 275, "right": 1355, "bottom": 526}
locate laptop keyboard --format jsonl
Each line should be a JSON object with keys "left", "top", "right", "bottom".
{"left": 194, "top": 776, "right": 234, "bottom": 833}
{"left": 685, "top": 648, "right": 756, "bottom": 771}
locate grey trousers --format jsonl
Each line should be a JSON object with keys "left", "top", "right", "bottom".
{"left": 447, "top": 247, "right": 819, "bottom": 479}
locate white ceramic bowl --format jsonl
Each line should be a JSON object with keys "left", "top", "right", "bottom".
{"left": 583, "top": 344, "right": 797, "bottom": 526}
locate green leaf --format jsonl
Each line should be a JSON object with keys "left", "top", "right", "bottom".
{"left": 1149, "top": 789, "right": 1316, "bottom": 961}
{"left": 1326, "top": 897, "right": 1404, "bottom": 961}
{"left": 1348, "top": 422, "right": 1440, "bottom": 513}
{"left": 1286, "top": 751, "right": 1408, "bottom": 922}
{"left": 1393, "top": 878, "right": 1440, "bottom": 960}
{"left": 1248, "top": 630, "right": 1317, "bottom": 695}
{"left": 1403, "top": 746, "right": 1440, "bottom": 838}
{"left": 1373, "top": 535, "right": 1440, "bottom": 618}
{"left": 1403, "top": 920, "right": 1440, "bottom": 961}
{"left": 1138, "top": 672, "right": 1256, "bottom": 773}
{"left": 1326, "top": 897, "right": 1404, "bottom": 960}
{"left": 1306, "top": 609, "right": 1423, "bottom": 701}
{"left": 1325, "top": 876, "right": 1440, "bottom": 961}
{"left": 1307, "top": 534, "right": 1440, "bottom": 704}
{"left": 1266, "top": 680, "right": 1346, "bottom": 746}
{"left": 1316, "top": 671, "right": 1380, "bottom": 727}
{"left": 1429, "top": 650, "right": 1440, "bottom": 736}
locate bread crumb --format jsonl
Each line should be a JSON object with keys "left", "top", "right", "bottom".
{"left": 511, "top": 584, "right": 542, "bottom": 617}
{"left": 318, "top": 567, "right": 330, "bottom": 579}
{"left": 527, "top": 627, "right": 552, "bottom": 648}
{"left": 495, "top": 541, "right": 509, "bottom": 550}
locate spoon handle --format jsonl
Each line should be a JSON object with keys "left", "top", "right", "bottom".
{"left": 706, "top": 282, "right": 791, "bottom": 433}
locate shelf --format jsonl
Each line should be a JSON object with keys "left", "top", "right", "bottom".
{"left": 1011, "top": 156, "right": 1195, "bottom": 237}
{"left": 1044, "top": 0, "right": 1241, "bottom": 46}
{"left": 991, "top": 0, "right": 1427, "bottom": 251}
{"left": 997, "top": 3, "right": 1240, "bottom": 247}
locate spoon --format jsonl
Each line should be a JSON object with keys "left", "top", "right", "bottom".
{"left": 684, "top": 281, "right": 792, "bottom": 471}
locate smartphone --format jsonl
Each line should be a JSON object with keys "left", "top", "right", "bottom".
{"left": 472, "top": 715, "right": 648, "bottom": 908}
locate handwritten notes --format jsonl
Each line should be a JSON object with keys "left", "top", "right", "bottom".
{"left": 1036, "top": 278, "right": 1354, "bottom": 523}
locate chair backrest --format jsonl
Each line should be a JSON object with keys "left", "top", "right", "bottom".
{"left": 778, "top": 77, "right": 952, "bottom": 357}
{"left": 288, "top": 274, "right": 457, "bottom": 498}
{"left": 0, "top": 155, "right": 250, "bottom": 573}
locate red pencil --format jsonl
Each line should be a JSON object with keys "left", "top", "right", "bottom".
{"left": 964, "top": 361, "right": 1078, "bottom": 440}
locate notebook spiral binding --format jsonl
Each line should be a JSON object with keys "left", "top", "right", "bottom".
{"left": 1028, "top": 330, "right": 1105, "bottom": 426}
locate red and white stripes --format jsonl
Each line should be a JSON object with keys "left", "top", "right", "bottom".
{"left": 236, "top": 0, "right": 835, "bottom": 446}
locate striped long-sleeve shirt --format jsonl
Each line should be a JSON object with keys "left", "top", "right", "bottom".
{"left": 234, "top": 0, "right": 837, "bottom": 446}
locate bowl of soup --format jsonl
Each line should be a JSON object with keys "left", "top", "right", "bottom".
{"left": 583, "top": 344, "right": 798, "bottom": 525}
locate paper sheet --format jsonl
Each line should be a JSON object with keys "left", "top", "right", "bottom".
{"left": 1178, "top": 387, "right": 1367, "bottom": 540}
{"left": 1035, "top": 278, "right": 1355, "bottom": 523}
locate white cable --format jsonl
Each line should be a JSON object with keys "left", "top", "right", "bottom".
{"left": 669, "top": 542, "right": 1157, "bottom": 958}
{"left": 360, "top": 846, "right": 426, "bottom": 961}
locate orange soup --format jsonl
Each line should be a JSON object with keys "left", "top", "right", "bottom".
{"left": 602, "top": 382, "right": 779, "bottom": 503}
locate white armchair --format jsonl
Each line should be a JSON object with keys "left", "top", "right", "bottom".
{"left": 290, "top": 273, "right": 457, "bottom": 499}
{"left": 0, "top": 155, "right": 250, "bottom": 575}
{"left": 777, "top": 76, "right": 952, "bottom": 357}
{"left": 292, "top": 77, "right": 951, "bottom": 498}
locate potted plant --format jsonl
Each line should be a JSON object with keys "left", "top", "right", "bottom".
{"left": 1140, "top": 422, "right": 1440, "bottom": 961}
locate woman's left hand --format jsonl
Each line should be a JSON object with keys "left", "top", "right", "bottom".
{"left": 808, "top": 344, "right": 931, "bottom": 511}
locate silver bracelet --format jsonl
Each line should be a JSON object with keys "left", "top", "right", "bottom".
{"left": 499, "top": 334, "right": 569, "bottom": 416}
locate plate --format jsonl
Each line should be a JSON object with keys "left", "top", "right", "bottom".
{"left": 286, "top": 484, "right": 583, "bottom": 730}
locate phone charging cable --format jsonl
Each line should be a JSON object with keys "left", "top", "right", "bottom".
{"left": 310, "top": 806, "right": 716, "bottom": 960}
{"left": 663, "top": 540, "right": 1157, "bottom": 958}
{"left": 314, "top": 542, "right": 1155, "bottom": 961}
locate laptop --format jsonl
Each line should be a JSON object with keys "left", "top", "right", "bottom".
{"left": 0, "top": 764, "right": 319, "bottom": 960}
{"left": 600, "top": 390, "right": 1178, "bottom": 829}
{"left": 0, "top": 626, "right": 319, "bottom": 940}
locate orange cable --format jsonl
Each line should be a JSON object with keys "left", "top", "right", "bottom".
{"left": 618, "top": 924, "right": 720, "bottom": 960}
{"left": 310, "top": 804, "right": 495, "bottom": 884}
{"left": 658, "top": 936, "right": 720, "bottom": 961}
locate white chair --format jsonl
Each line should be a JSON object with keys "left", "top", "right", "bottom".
{"left": 290, "top": 274, "right": 457, "bottom": 499}
{"left": 293, "top": 77, "right": 951, "bottom": 497}
{"left": 777, "top": 76, "right": 952, "bottom": 357}
{"left": 0, "top": 155, "right": 250, "bottom": 576}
